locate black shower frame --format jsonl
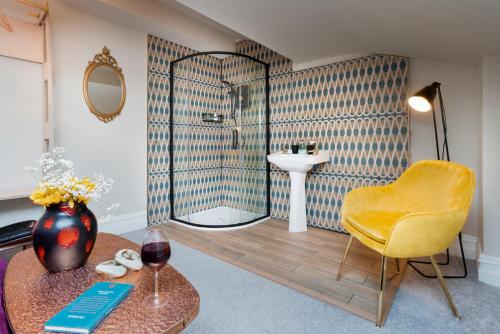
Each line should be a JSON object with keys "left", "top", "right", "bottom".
{"left": 169, "top": 51, "right": 271, "bottom": 228}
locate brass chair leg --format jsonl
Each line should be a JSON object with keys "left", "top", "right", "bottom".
{"left": 376, "top": 255, "right": 387, "bottom": 328}
{"left": 336, "top": 235, "right": 353, "bottom": 281}
{"left": 395, "top": 258, "right": 400, "bottom": 274}
{"left": 429, "top": 256, "right": 462, "bottom": 319}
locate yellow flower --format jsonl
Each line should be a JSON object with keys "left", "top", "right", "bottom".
{"left": 29, "top": 177, "right": 96, "bottom": 207}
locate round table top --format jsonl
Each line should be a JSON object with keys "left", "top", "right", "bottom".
{"left": 4, "top": 232, "right": 200, "bottom": 334}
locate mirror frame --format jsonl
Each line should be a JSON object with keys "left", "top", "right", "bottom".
{"left": 83, "top": 47, "right": 126, "bottom": 123}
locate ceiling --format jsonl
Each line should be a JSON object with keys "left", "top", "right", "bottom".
{"left": 156, "top": 0, "right": 243, "bottom": 41}
{"left": 177, "top": 0, "right": 500, "bottom": 66}
{"left": 55, "top": 0, "right": 242, "bottom": 53}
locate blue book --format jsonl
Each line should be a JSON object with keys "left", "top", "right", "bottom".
{"left": 45, "top": 282, "right": 133, "bottom": 334}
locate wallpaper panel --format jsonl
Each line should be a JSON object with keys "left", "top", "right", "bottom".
{"left": 147, "top": 35, "right": 223, "bottom": 224}
{"left": 235, "top": 40, "right": 293, "bottom": 76}
{"left": 173, "top": 169, "right": 222, "bottom": 217}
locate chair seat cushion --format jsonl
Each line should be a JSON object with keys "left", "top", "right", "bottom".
{"left": 346, "top": 211, "right": 407, "bottom": 243}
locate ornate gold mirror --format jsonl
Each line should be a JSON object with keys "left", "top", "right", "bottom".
{"left": 83, "top": 47, "right": 126, "bottom": 123}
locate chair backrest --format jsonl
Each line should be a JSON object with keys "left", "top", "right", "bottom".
{"left": 383, "top": 160, "right": 476, "bottom": 258}
{"left": 392, "top": 160, "right": 475, "bottom": 213}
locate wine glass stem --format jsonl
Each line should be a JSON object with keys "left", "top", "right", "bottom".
{"left": 154, "top": 271, "right": 159, "bottom": 299}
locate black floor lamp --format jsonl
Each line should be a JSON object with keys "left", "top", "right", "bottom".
{"left": 407, "top": 81, "right": 468, "bottom": 279}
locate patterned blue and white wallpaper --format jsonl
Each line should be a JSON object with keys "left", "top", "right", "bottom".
{"left": 147, "top": 36, "right": 410, "bottom": 232}
{"left": 148, "top": 37, "right": 194, "bottom": 224}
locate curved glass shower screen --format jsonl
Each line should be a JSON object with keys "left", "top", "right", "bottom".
{"left": 169, "top": 52, "right": 270, "bottom": 228}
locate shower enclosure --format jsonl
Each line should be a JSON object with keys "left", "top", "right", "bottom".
{"left": 169, "top": 52, "right": 270, "bottom": 228}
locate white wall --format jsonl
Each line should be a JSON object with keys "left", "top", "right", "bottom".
{"left": 0, "top": 1, "right": 148, "bottom": 229}
{"left": 481, "top": 56, "right": 500, "bottom": 256}
{"left": 408, "top": 58, "right": 482, "bottom": 238}
{"left": 50, "top": 1, "right": 147, "bottom": 221}
{"left": 479, "top": 56, "right": 500, "bottom": 287}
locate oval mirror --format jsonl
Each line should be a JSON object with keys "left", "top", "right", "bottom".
{"left": 83, "top": 47, "right": 126, "bottom": 123}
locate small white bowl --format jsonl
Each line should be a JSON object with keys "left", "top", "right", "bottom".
{"left": 115, "top": 249, "right": 143, "bottom": 271}
{"left": 95, "top": 260, "right": 128, "bottom": 278}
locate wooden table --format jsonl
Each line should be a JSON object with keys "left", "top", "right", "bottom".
{"left": 4, "top": 233, "right": 200, "bottom": 333}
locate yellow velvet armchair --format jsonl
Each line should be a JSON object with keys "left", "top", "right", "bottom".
{"left": 335, "top": 160, "right": 475, "bottom": 327}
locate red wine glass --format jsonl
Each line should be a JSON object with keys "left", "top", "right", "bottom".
{"left": 141, "top": 228, "right": 171, "bottom": 307}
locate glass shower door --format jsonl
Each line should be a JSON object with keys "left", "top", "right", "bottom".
{"left": 170, "top": 56, "right": 193, "bottom": 224}
{"left": 170, "top": 52, "right": 269, "bottom": 228}
{"left": 236, "top": 57, "right": 268, "bottom": 223}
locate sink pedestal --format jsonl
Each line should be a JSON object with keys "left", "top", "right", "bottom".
{"left": 267, "top": 151, "right": 330, "bottom": 233}
{"left": 289, "top": 172, "right": 307, "bottom": 232}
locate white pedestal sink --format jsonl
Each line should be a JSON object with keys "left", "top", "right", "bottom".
{"left": 267, "top": 151, "right": 330, "bottom": 232}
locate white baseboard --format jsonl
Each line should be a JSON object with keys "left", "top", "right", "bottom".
{"left": 478, "top": 254, "right": 500, "bottom": 288}
{"left": 447, "top": 233, "right": 478, "bottom": 260}
{"left": 98, "top": 210, "right": 147, "bottom": 235}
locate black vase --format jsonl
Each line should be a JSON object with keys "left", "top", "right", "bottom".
{"left": 32, "top": 202, "right": 98, "bottom": 273}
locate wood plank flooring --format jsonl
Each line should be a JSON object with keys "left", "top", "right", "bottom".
{"left": 159, "top": 219, "right": 406, "bottom": 325}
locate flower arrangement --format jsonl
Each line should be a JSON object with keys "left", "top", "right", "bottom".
{"left": 27, "top": 147, "right": 117, "bottom": 212}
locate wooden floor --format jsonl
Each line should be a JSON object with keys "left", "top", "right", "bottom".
{"left": 161, "top": 219, "right": 406, "bottom": 325}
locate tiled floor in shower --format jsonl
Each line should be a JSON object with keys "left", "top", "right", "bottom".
{"left": 177, "top": 206, "right": 265, "bottom": 226}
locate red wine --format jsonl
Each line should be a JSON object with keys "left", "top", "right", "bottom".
{"left": 141, "top": 241, "right": 171, "bottom": 271}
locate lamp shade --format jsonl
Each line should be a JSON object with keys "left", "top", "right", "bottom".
{"left": 408, "top": 82, "right": 441, "bottom": 112}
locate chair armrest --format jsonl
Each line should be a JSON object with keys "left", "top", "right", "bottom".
{"left": 384, "top": 210, "right": 468, "bottom": 258}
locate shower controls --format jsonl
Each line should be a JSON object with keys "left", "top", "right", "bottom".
{"left": 202, "top": 112, "right": 224, "bottom": 123}
{"left": 222, "top": 80, "right": 248, "bottom": 150}
{"left": 232, "top": 128, "right": 240, "bottom": 149}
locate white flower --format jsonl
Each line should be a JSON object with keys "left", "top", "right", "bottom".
{"left": 27, "top": 147, "right": 119, "bottom": 218}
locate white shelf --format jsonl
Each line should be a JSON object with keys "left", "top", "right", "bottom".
{"left": 0, "top": 188, "right": 32, "bottom": 201}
